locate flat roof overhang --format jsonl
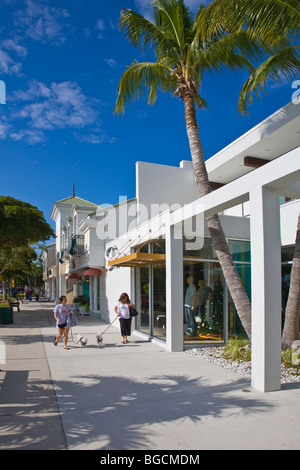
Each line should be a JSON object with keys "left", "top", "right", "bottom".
{"left": 108, "top": 252, "right": 166, "bottom": 268}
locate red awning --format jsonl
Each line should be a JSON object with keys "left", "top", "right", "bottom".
{"left": 65, "top": 273, "right": 79, "bottom": 280}
{"left": 83, "top": 268, "right": 102, "bottom": 276}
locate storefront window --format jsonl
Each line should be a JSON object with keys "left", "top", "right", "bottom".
{"left": 183, "top": 238, "right": 251, "bottom": 344}
{"left": 228, "top": 239, "right": 251, "bottom": 263}
{"left": 183, "top": 236, "right": 218, "bottom": 260}
{"left": 227, "top": 239, "right": 251, "bottom": 339}
{"left": 281, "top": 245, "right": 294, "bottom": 331}
{"left": 134, "top": 236, "right": 254, "bottom": 346}
{"left": 183, "top": 261, "right": 224, "bottom": 345}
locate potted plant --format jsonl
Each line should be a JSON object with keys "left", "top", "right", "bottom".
{"left": 73, "top": 297, "right": 80, "bottom": 311}
{"left": 79, "top": 299, "right": 86, "bottom": 315}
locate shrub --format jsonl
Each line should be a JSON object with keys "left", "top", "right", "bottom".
{"left": 223, "top": 337, "right": 251, "bottom": 362}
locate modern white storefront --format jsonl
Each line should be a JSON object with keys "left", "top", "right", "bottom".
{"left": 45, "top": 101, "right": 300, "bottom": 393}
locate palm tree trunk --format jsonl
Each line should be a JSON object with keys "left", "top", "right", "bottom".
{"left": 281, "top": 211, "right": 300, "bottom": 349}
{"left": 183, "top": 91, "right": 252, "bottom": 339}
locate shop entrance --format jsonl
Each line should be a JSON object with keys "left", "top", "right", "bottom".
{"left": 135, "top": 239, "right": 166, "bottom": 341}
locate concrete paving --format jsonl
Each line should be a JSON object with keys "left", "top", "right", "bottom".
{"left": 0, "top": 301, "right": 300, "bottom": 450}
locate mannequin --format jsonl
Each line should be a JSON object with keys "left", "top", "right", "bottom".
{"left": 184, "top": 275, "right": 196, "bottom": 336}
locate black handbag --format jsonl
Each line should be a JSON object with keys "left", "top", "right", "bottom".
{"left": 129, "top": 306, "right": 138, "bottom": 317}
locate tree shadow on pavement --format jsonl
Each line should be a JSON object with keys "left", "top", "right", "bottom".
{"left": 50, "top": 372, "right": 274, "bottom": 450}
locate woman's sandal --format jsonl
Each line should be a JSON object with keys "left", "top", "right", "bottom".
{"left": 64, "top": 346, "right": 70, "bottom": 350}
{"left": 53, "top": 338, "right": 58, "bottom": 346}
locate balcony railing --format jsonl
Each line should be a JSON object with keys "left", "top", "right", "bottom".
{"left": 69, "top": 235, "right": 84, "bottom": 256}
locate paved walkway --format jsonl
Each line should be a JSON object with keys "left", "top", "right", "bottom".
{"left": 0, "top": 301, "right": 300, "bottom": 450}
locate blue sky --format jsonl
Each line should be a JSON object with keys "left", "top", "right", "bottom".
{"left": 0, "top": 0, "right": 296, "bottom": 240}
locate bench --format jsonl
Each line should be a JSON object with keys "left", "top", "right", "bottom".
{"left": 8, "top": 297, "right": 20, "bottom": 312}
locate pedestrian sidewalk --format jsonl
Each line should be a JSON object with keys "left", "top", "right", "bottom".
{"left": 1, "top": 301, "right": 300, "bottom": 450}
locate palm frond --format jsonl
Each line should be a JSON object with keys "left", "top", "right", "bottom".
{"left": 119, "top": 8, "right": 169, "bottom": 50}
{"left": 191, "top": 30, "right": 264, "bottom": 81}
{"left": 152, "top": 0, "right": 194, "bottom": 50}
{"left": 238, "top": 45, "right": 300, "bottom": 114}
{"left": 196, "top": 0, "right": 300, "bottom": 45}
{"left": 120, "top": 8, "right": 183, "bottom": 66}
{"left": 114, "top": 61, "right": 176, "bottom": 115}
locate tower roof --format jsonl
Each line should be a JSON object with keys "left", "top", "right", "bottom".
{"left": 54, "top": 196, "right": 98, "bottom": 210}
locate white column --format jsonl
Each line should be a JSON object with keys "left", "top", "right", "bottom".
{"left": 166, "top": 223, "right": 183, "bottom": 352}
{"left": 250, "top": 186, "right": 282, "bottom": 392}
{"left": 74, "top": 279, "right": 79, "bottom": 298}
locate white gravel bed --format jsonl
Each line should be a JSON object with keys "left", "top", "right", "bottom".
{"left": 186, "top": 347, "right": 300, "bottom": 384}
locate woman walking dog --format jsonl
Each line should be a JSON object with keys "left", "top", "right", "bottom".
{"left": 114, "top": 293, "right": 136, "bottom": 344}
{"left": 53, "top": 295, "right": 74, "bottom": 349}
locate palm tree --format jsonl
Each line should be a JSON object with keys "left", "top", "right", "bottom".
{"left": 281, "top": 212, "right": 300, "bottom": 349}
{"left": 114, "top": 0, "right": 300, "bottom": 340}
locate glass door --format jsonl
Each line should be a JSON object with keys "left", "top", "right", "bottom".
{"left": 136, "top": 266, "right": 150, "bottom": 335}
{"left": 153, "top": 265, "right": 166, "bottom": 340}
{"left": 135, "top": 265, "right": 166, "bottom": 340}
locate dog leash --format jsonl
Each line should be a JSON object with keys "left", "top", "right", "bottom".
{"left": 68, "top": 311, "right": 77, "bottom": 344}
{"left": 100, "top": 315, "right": 118, "bottom": 336}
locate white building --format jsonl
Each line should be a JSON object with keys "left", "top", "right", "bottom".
{"left": 42, "top": 243, "right": 56, "bottom": 300}
{"left": 45, "top": 101, "right": 300, "bottom": 393}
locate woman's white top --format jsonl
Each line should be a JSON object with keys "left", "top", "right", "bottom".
{"left": 115, "top": 301, "right": 130, "bottom": 319}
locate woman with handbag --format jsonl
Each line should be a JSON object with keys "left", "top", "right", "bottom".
{"left": 114, "top": 292, "right": 136, "bottom": 344}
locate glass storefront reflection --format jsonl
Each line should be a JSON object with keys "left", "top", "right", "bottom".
{"left": 134, "top": 237, "right": 253, "bottom": 347}
{"left": 153, "top": 266, "right": 166, "bottom": 340}
{"left": 183, "top": 262, "right": 224, "bottom": 345}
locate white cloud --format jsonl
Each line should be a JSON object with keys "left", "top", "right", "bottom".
{"left": 14, "top": 80, "right": 98, "bottom": 131}
{"left": 10, "top": 79, "right": 51, "bottom": 101}
{"left": 0, "top": 120, "right": 11, "bottom": 140}
{"left": 1, "top": 38, "right": 27, "bottom": 58}
{"left": 0, "top": 49, "right": 22, "bottom": 75}
{"left": 0, "top": 37, "right": 27, "bottom": 75}
{"left": 96, "top": 19, "right": 105, "bottom": 31}
{"left": 3, "top": 79, "right": 114, "bottom": 145}
{"left": 14, "top": 0, "right": 70, "bottom": 44}
{"left": 104, "top": 58, "right": 117, "bottom": 68}
{"left": 10, "top": 128, "right": 46, "bottom": 145}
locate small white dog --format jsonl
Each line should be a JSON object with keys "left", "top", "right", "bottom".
{"left": 96, "top": 333, "right": 103, "bottom": 346}
{"left": 76, "top": 334, "right": 88, "bottom": 347}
